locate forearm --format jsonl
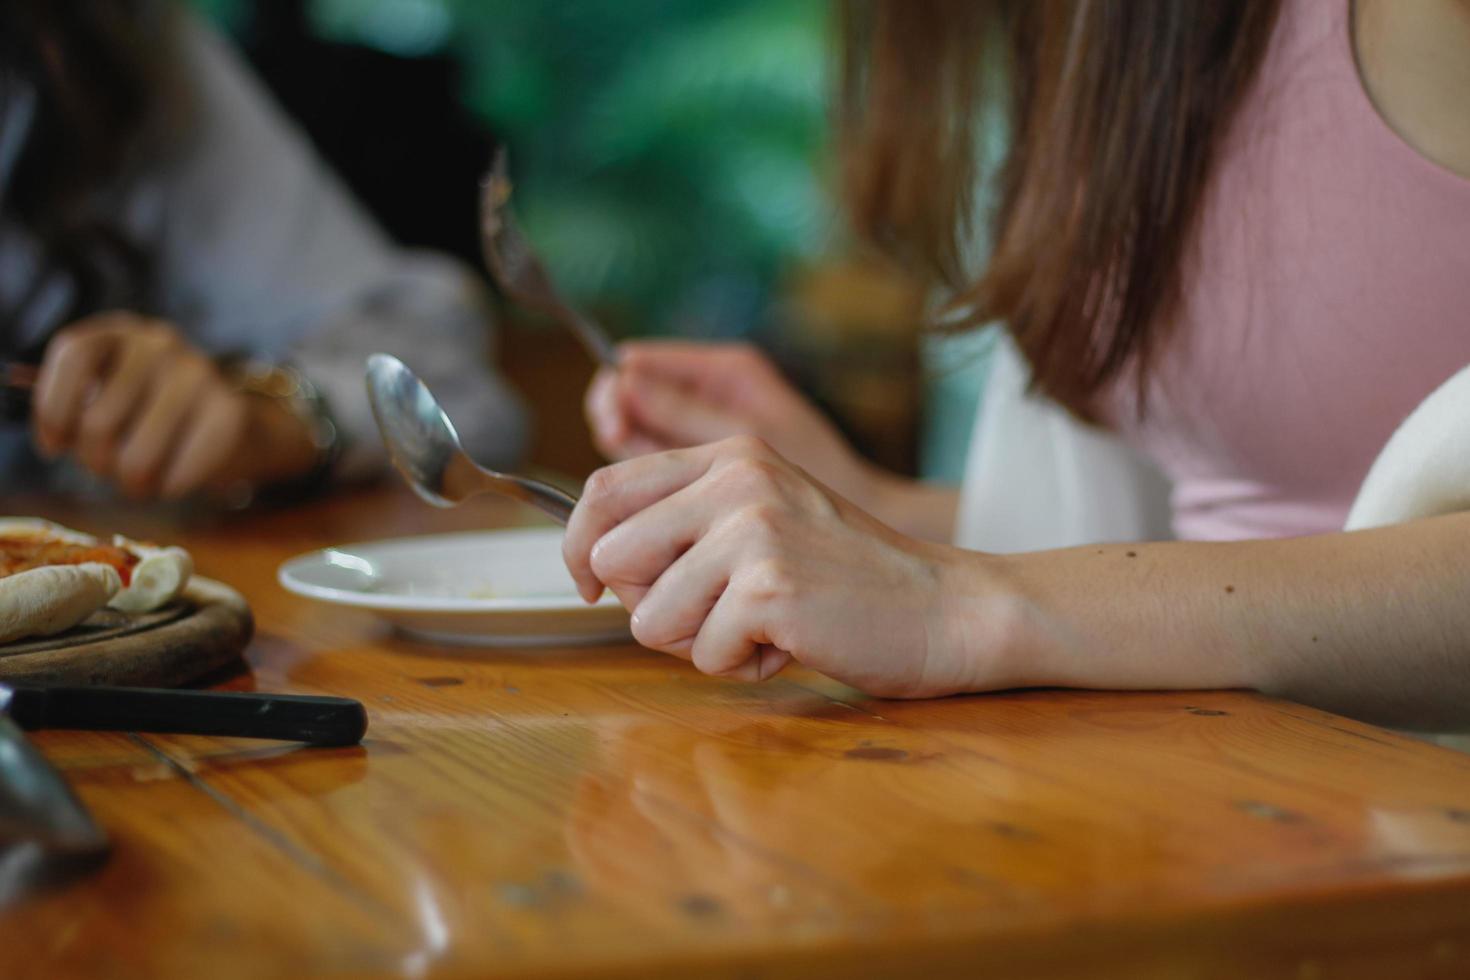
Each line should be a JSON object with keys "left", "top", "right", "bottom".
{"left": 846, "top": 464, "right": 959, "bottom": 543}
{"left": 966, "top": 512, "right": 1470, "bottom": 730}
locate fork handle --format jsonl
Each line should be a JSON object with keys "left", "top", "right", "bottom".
{"left": 567, "top": 309, "right": 621, "bottom": 367}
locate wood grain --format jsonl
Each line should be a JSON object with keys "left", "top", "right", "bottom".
{"left": 3, "top": 484, "right": 1470, "bottom": 979}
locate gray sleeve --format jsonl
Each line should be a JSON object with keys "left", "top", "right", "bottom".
{"left": 123, "top": 14, "right": 527, "bottom": 478}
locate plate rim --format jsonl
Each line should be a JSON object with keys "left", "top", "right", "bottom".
{"left": 277, "top": 527, "right": 621, "bottom": 614}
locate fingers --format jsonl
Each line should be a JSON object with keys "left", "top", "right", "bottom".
{"left": 588, "top": 357, "right": 739, "bottom": 459}
{"left": 619, "top": 374, "right": 746, "bottom": 449}
{"left": 586, "top": 342, "right": 777, "bottom": 464}
{"left": 114, "top": 355, "right": 214, "bottom": 497}
{"left": 32, "top": 314, "right": 186, "bottom": 476}
{"left": 159, "top": 387, "right": 249, "bottom": 499}
{"left": 622, "top": 522, "right": 737, "bottom": 654}
{"left": 590, "top": 479, "right": 714, "bottom": 608}
{"left": 689, "top": 581, "right": 793, "bottom": 682}
{"left": 75, "top": 334, "right": 169, "bottom": 472}
{"left": 627, "top": 531, "right": 795, "bottom": 685}
{"left": 620, "top": 432, "right": 668, "bottom": 457}
{"left": 584, "top": 366, "right": 629, "bottom": 458}
{"left": 576, "top": 438, "right": 804, "bottom": 686}
{"left": 560, "top": 432, "right": 819, "bottom": 688}
{"left": 564, "top": 445, "right": 721, "bottom": 601}
{"left": 564, "top": 435, "right": 790, "bottom": 602}
{"left": 28, "top": 315, "right": 311, "bottom": 501}
{"left": 619, "top": 341, "right": 765, "bottom": 396}
{"left": 32, "top": 323, "right": 120, "bottom": 456}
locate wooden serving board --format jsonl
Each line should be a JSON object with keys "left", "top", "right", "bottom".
{"left": 0, "top": 576, "right": 252, "bottom": 687}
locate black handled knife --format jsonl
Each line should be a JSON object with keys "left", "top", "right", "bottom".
{"left": 2, "top": 686, "right": 368, "bottom": 748}
{"left": 0, "top": 684, "right": 366, "bottom": 905}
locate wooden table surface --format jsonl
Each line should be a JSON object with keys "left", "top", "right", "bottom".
{"left": 4, "top": 485, "right": 1470, "bottom": 979}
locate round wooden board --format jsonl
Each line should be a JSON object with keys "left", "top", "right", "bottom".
{"left": 0, "top": 576, "right": 253, "bottom": 687}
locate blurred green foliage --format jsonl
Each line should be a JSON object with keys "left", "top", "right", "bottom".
{"left": 196, "top": 0, "right": 835, "bottom": 337}
{"left": 454, "top": 0, "right": 835, "bottom": 335}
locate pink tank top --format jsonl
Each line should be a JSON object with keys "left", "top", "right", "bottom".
{"left": 1108, "top": 0, "right": 1470, "bottom": 541}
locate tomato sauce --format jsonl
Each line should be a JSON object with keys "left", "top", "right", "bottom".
{"left": 0, "top": 536, "right": 139, "bottom": 587}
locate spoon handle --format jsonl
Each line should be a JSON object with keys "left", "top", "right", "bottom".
{"left": 504, "top": 474, "right": 578, "bottom": 525}
{"left": 466, "top": 466, "right": 577, "bottom": 525}
{"left": 440, "top": 452, "right": 578, "bottom": 524}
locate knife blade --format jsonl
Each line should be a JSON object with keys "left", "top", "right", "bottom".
{"left": 0, "top": 706, "right": 109, "bottom": 907}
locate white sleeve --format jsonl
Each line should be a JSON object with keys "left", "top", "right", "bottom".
{"left": 953, "top": 332, "right": 1174, "bottom": 552}
{"left": 1344, "top": 364, "right": 1470, "bottom": 748}
{"left": 1346, "top": 362, "right": 1470, "bottom": 531}
{"left": 122, "top": 14, "right": 527, "bottom": 477}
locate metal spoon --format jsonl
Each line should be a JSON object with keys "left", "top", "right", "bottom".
{"left": 365, "top": 353, "right": 578, "bottom": 524}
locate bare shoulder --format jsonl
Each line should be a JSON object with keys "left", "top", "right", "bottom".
{"left": 1354, "top": 0, "right": 1470, "bottom": 178}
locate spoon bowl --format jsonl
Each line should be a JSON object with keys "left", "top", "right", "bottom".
{"left": 365, "top": 354, "right": 578, "bottom": 524}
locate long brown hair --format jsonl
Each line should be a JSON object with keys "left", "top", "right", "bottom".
{"left": 839, "top": 0, "right": 1283, "bottom": 415}
{"left": 0, "top": 0, "right": 177, "bottom": 348}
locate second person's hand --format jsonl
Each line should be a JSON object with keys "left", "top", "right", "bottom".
{"left": 31, "top": 312, "right": 319, "bottom": 500}
{"left": 584, "top": 339, "right": 961, "bottom": 541}
{"left": 585, "top": 340, "right": 879, "bottom": 500}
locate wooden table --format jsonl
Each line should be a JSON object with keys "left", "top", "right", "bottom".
{"left": 4, "top": 485, "right": 1470, "bottom": 979}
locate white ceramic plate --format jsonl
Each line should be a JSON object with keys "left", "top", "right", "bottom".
{"left": 277, "top": 527, "right": 630, "bottom": 646}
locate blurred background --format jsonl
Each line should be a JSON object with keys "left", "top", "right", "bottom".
{"left": 191, "top": 0, "right": 985, "bottom": 484}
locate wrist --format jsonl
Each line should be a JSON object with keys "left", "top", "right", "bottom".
{"left": 933, "top": 549, "right": 1077, "bottom": 694}
{"left": 220, "top": 359, "right": 340, "bottom": 500}
{"left": 839, "top": 456, "right": 909, "bottom": 522}
{"left": 855, "top": 465, "right": 959, "bottom": 542}
{"left": 241, "top": 394, "right": 323, "bottom": 485}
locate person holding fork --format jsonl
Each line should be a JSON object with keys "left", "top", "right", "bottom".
{"left": 567, "top": 0, "right": 1470, "bottom": 729}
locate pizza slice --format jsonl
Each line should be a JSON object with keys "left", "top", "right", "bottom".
{"left": 0, "top": 518, "right": 193, "bottom": 644}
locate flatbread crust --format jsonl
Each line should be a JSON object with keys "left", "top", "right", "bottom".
{"left": 0, "top": 562, "right": 121, "bottom": 644}
{"left": 108, "top": 538, "right": 193, "bottom": 613}
{"left": 0, "top": 517, "right": 95, "bottom": 548}
{"left": 0, "top": 518, "right": 193, "bottom": 642}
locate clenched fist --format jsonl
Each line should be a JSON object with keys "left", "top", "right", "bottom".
{"left": 563, "top": 435, "right": 1027, "bottom": 697}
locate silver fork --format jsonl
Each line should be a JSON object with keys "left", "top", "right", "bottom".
{"left": 480, "top": 148, "right": 620, "bottom": 367}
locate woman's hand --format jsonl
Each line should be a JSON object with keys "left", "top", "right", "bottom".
{"left": 31, "top": 312, "right": 319, "bottom": 500}
{"left": 586, "top": 341, "right": 877, "bottom": 495}
{"left": 562, "top": 435, "right": 1024, "bottom": 697}
{"left": 585, "top": 340, "right": 961, "bottom": 542}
